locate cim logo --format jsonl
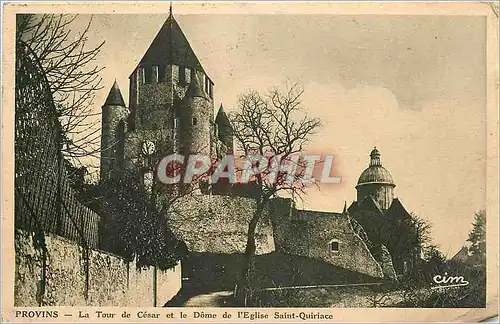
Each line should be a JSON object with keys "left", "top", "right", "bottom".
{"left": 431, "top": 272, "right": 469, "bottom": 289}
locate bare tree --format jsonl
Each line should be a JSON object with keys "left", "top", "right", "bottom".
{"left": 16, "top": 14, "right": 105, "bottom": 161}
{"left": 230, "top": 82, "right": 321, "bottom": 303}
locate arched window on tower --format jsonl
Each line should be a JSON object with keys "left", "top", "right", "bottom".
{"left": 152, "top": 66, "right": 159, "bottom": 83}
{"left": 189, "top": 68, "right": 194, "bottom": 83}
{"left": 193, "top": 117, "right": 198, "bottom": 126}
{"left": 139, "top": 68, "right": 146, "bottom": 84}
{"left": 204, "top": 74, "right": 209, "bottom": 94}
{"left": 144, "top": 67, "right": 152, "bottom": 83}
{"left": 185, "top": 67, "right": 191, "bottom": 84}
{"left": 179, "top": 66, "right": 186, "bottom": 84}
{"left": 158, "top": 65, "right": 166, "bottom": 83}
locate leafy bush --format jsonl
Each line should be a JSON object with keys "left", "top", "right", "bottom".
{"left": 98, "top": 172, "right": 187, "bottom": 270}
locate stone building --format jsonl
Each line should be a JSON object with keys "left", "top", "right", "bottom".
{"left": 349, "top": 148, "right": 421, "bottom": 278}
{"left": 100, "top": 8, "right": 233, "bottom": 188}
{"left": 99, "top": 11, "right": 421, "bottom": 281}
{"left": 269, "top": 199, "right": 389, "bottom": 279}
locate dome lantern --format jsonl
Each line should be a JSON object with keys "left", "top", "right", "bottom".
{"left": 370, "top": 147, "right": 381, "bottom": 166}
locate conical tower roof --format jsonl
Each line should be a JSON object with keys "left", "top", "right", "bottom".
{"left": 104, "top": 80, "right": 126, "bottom": 107}
{"left": 186, "top": 74, "right": 207, "bottom": 99}
{"left": 139, "top": 10, "right": 205, "bottom": 73}
{"left": 215, "top": 104, "right": 231, "bottom": 126}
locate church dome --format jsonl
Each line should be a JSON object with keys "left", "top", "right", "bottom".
{"left": 357, "top": 165, "right": 394, "bottom": 185}
{"left": 356, "top": 147, "right": 395, "bottom": 186}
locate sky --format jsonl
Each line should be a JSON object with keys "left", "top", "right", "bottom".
{"left": 71, "top": 12, "right": 486, "bottom": 257}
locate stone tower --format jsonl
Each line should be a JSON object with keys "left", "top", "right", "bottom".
{"left": 100, "top": 81, "right": 128, "bottom": 181}
{"left": 126, "top": 8, "right": 215, "bottom": 156}
{"left": 356, "top": 147, "right": 396, "bottom": 210}
{"left": 178, "top": 74, "right": 213, "bottom": 156}
{"left": 215, "top": 104, "right": 234, "bottom": 157}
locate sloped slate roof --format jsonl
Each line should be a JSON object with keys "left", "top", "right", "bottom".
{"left": 104, "top": 80, "right": 126, "bottom": 107}
{"left": 139, "top": 13, "right": 205, "bottom": 73}
{"left": 215, "top": 104, "right": 231, "bottom": 126}
{"left": 350, "top": 197, "right": 411, "bottom": 222}
{"left": 358, "top": 195, "right": 385, "bottom": 217}
{"left": 386, "top": 198, "right": 411, "bottom": 220}
{"left": 185, "top": 74, "right": 207, "bottom": 99}
{"left": 296, "top": 210, "right": 345, "bottom": 218}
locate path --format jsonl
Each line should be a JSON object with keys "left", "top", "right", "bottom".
{"left": 181, "top": 283, "right": 383, "bottom": 307}
{"left": 183, "top": 291, "right": 234, "bottom": 307}
{"left": 261, "top": 282, "right": 382, "bottom": 291}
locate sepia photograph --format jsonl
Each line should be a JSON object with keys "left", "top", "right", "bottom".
{"left": 3, "top": 1, "right": 499, "bottom": 322}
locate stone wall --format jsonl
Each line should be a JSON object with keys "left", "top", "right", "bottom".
{"left": 16, "top": 160, "right": 101, "bottom": 250}
{"left": 349, "top": 217, "right": 398, "bottom": 280}
{"left": 270, "top": 199, "right": 384, "bottom": 279}
{"left": 168, "top": 195, "right": 384, "bottom": 279}
{"left": 14, "top": 229, "right": 181, "bottom": 306}
{"left": 169, "top": 195, "right": 275, "bottom": 255}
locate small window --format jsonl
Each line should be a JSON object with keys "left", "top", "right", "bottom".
{"left": 140, "top": 68, "right": 146, "bottom": 84}
{"left": 158, "top": 65, "right": 166, "bottom": 83}
{"left": 193, "top": 117, "right": 198, "bottom": 126}
{"left": 329, "top": 240, "right": 340, "bottom": 252}
{"left": 152, "top": 66, "right": 159, "bottom": 83}
{"left": 185, "top": 67, "right": 191, "bottom": 84}
{"left": 144, "top": 67, "right": 152, "bottom": 83}
{"left": 179, "top": 66, "right": 186, "bottom": 84}
{"left": 173, "top": 118, "right": 180, "bottom": 129}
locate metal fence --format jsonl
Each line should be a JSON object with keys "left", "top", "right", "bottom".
{"left": 15, "top": 40, "right": 99, "bottom": 249}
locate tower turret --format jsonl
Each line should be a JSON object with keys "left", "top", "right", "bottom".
{"left": 179, "top": 75, "right": 213, "bottom": 156}
{"left": 355, "top": 147, "right": 396, "bottom": 210}
{"left": 215, "top": 104, "right": 234, "bottom": 156}
{"left": 100, "top": 81, "right": 129, "bottom": 181}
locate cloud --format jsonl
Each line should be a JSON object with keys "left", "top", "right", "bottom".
{"left": 299, "top": 82, "right": 485, "bottom": 255}
{"left": 77, "top": 13, "right": 486, "bottom": 256}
